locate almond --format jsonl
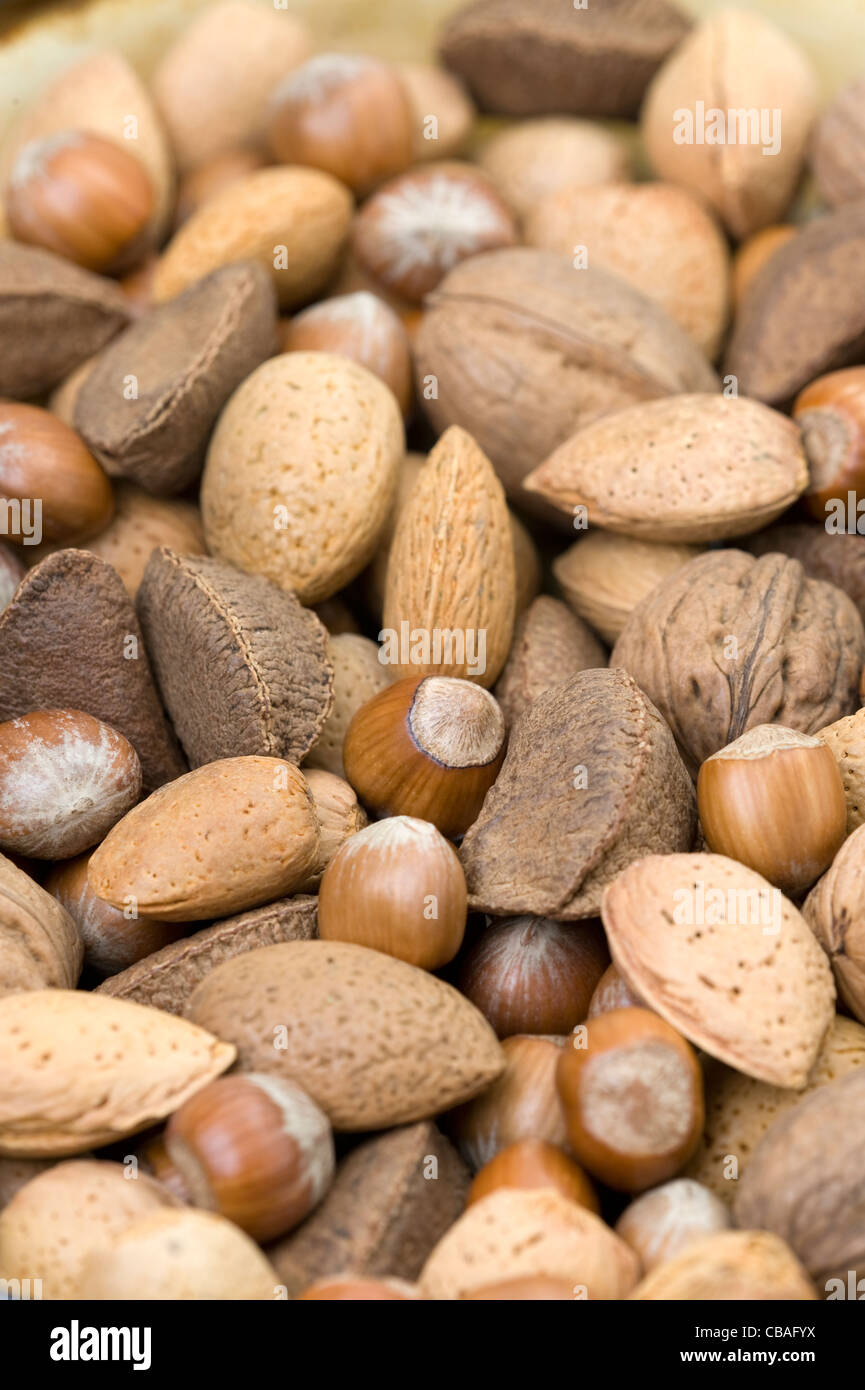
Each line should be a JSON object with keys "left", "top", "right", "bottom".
{"left": 185, "top": 939, "right": 505, "bottom": 1131}
{"left": 629, "top": 1230, "right": 816, "bottom": 1301}
{"left": 383, "top": 425, "right": 515, "bottom": 686}
{"left": 297, "top": 769, "right": 367, "bottom": 889}
{"left": 304, "top": 635, "right": 393, "bottom": 780}
{"left": 0, "top": 851, "right": 82, "bottom": 996}
{"left": 88, "top": 757, "right": 320, "bottom": 921}
{"left": 554, "top": 533, "right": 704, "bottom": 645}
{"left": 68, "top": 483, "right": 206, "bottom": 598}
{"left": 601, "top": 853, "right": 836, "bottom": 1088}
{"left": 0, "top": 989, "right": 235, "bottom": 1156}
{"left": 493, "top": 595, "right": 606, "bottom": 726}
{"left": 525, "top": 395, "right": 808, "bottom": 543}
{"left": 803, "top": 825, "right": 865, "bottom": 1023}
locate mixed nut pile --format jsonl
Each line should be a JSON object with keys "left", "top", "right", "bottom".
{"left": 2, "top": 0, "right": 865, "bottom": 1302}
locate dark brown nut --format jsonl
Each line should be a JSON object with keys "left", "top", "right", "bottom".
{"left": 0, "top": 550, "right": 185, "bottom": 792}
{"left": 0, "top": 240, "right": 130, "bottom": 398}
{"left": 803, "top": 824, "right": 865, "bottom": 1024}
{"left": 268, "top": 1121, "right": 469, "bottom": 1297}
{"left": 734, "top": 1069, "right": 865, "bottom": 1286}
{"left": 0, "top": 403, "right": 114, "bottom": 546}
{"left": 587, "top": 961, "right": 644, "bottom": 1018}
{"left": 611, "top": 549, "right": 865, "bottom": 774}
{"left": 493, "top": 596, "right": 606, "bottom": 727}
{"left": 136, "top": 548, "right": 333, "bottom": 769}
{"left": 811, "top": 77, "right": 865, "bottom": 209}
{"left": 744, "top": 523, "right": 865, "bottom": 628}
{"left": 45, "top": 853, "right": 188, "bottom": 977}
{"left": 96, "top": 896, "right": 318, "bottom": 1014}
{"left": 629, "top": 1230, "right": 817, "bottom": 1301}
{"left": 438, "top": 0, "right": 690, "bottom": 118}
{"left": 0, "top": 851, "right": 82, "bottom": 996}
{"left": 74, "top": 262, "right": 277, "bottom": 496}
{"left": 725, "top": 201, "right": 865, "bottom": 407}
{"left": 460, "top": 668, "right": 696, "bottom": 920}
{"left": 414, "top": 247, "right": 717, "bottom": 514}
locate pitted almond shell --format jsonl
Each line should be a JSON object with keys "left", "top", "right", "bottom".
{"left": 0, "top": 853, "right": 82, "bottom": 997}
{"left": 0, "top": 990, "right": 235, "bottom": 1156}
{"left": 817, "top": 709, "right": 865, "bottom": 836}
{"left": 554, "top": 532, "right": 703, "bottom": 645}
{"left": 629, "top": 1230, "right": 816, "bottom": 1300}
{"left": 601, "top": 853, "right": 836, "bottom": 1088}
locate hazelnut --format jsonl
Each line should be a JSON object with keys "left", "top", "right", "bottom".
{"left": 44, "top": 853, "right": 186, "bottom": 976}
{"left": 296, "top": 1276, "right": 422, "bottom": 1300}
{"left": 7, "top": 130, "right": 155, "bottom": 273}
{"left": 343, "top": 675, "right": 506, "bottom": 839}
{"left": 268, "top": 53, "right": 414, "bottom": 194}
{"left": 0, "top": 710, "right": 141, "bottom": 860}
{"left": 0, "top": 402, "right": 113, "bottom": 546}
{"left": 352, "top": 162, "right": 518, "bottom": 303}
{"left": 466, "top": 1139, "right": 599, "bottom": 1213}
{"left": 697, "top": 725, "right": 846, "bottom": 896}
{"left": 282, "top": 292, "right": 413, "bottom": 418}
{"left": 456, "top": 915, "right": 609, "bottom": 1037}
{"left": 615, "top": 1178, "right": 731, "bottom": 1272}
{"left": 318, "top": 816, "right": 467, "bottom": 970}
{"left": 165, "top": 1073, "right": 335, "bottom": 1244}
{"left": 448, "top": 1034, "right": 569, "bottom": 1171}
{"left": 793, "top": 366, "right": 865, "bottom": 523}
{"left": 587, "top": 962, "right": 644, "bottom": 1019}
{"left": 556, "top": 1008, "right": 704, "bottom": 1192}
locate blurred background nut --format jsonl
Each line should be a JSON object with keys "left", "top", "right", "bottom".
{"left": 615, "top": 1178, "right": 731, "bottom": 1272}
{"left": 466, "top": 1139, "right": 599, "bottom": 1213}
{"left": 811, "top": 75, "right": 865, "bottom": 208}
{"left": 553, "top": 533, "right": 703, "bottom": 646}
{"left": 448, "top": 1034, "right": 569, "bottom": 1171}
{"left": 395, "top": 61, "right": 475, "bottom": 162}
{"left": 297, "top": 1276, "right": 422, "bottom": 1300}
{"left": 793, "top": 366, "right": 865, "bottom": 522}
{"left": 0, "top": 850, "right": 82, "bottom": 995}
{"left": 0, "top": 402, "right": 113, "bottom": 546}
{"left": 731, "top": 224, "right": 796, "bottom": 309}
{"left": 45, "top": 853, "right": 186, "bottom": 977}
{"left": 629, "top": 1229, "right": 817, "bottom": 1301}
{"left": 477, "top": 117, "right": 631, "bottom": 221}
{"left": 0, "top": 546, "right": 23, "bottom": 615}
{"left": 282, "top": 292, "right": 413, "bottom": 418}
{"left": 304, "top": 634, "right": 393, "bottom": 781}
{"left": 804, "top": 825, "right": 865, "bottom": 1023}
{"left": 173, "top": 149, "right": 268, "bottom": 228}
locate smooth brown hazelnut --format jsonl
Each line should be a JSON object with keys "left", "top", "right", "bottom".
{"left": 466, "top": 1138, "right": 599, "bottom": 1213}
{"left": 45, "top": 853, "right": 187, "bottom": 976}
{"left": 587, "top": 962, "right": 644, "bottom": 1019}
{"left": 281, "top": 292, "right": 413, "bottom": 418}
{"left": 615, "top": 1178, "right": 731, "bottom": 1272}
{"left": 448, "top": 1034, "right": 569, "bottom": 1171}
{"left": 0, "top": 402, "right": 113, "bottom": 546}
{"left": 793, "top": 366, "right": 865, "bottom": 522}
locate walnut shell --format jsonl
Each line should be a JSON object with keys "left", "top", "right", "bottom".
{"left": 745, "top": 524, "right": 865, "bottom": 628}
{"left": 804, "top": 824, "right": 865, "bottom": 1023}
{"left": 629, "top": 1230, "right": 816, "bottom": 1301}
{"left": 460, "top": 667, "right": 695, "bottom": 920}
{"left": 493, "top": 595, "right": 606, "bottom": 726}
{"left": 611, "top": 549, "right": 865, "bottom": 774}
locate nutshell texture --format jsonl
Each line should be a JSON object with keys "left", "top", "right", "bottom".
{"left": 493, "top": 595, "right": 606, "bottom": 726}
{"left": 734, "top": 1069, "right": 865, "bottom": 1284}
{"left": 414, "top": 248, "right": 717, "bottom": 512}
{"left": 0, "top": 241, "right": 130, "bottom": 398}
{"left": 185, "top": 939, "right": 505, "bottom": 1131}
{"left": 526, "top": 395, "right": 807, "bottom": 542}
{"left": 725, "top": 201, "right": 865, "bottom": 405}
{"left": 601, "top": 853, "right": 836, "bottom": 1088}
{"left": 137, "top": 548, "right": 333, "bottom": 769}
{"left": 685, "top": 1017, "right": 865, "bottom": 1200}
{"left": 76, "top": 484, "right": 206, "bottom": 598}
{"left": 611, "top": 549, "right": 865, "bottom": 773}
{"left": 75, "top": 263, "right": 277, "bottom": 495}
{"left": 804, "top": 824, "right": 865, "bottom": 1022}
{"left": 304, "top": 635, "right": 392, "bottom": 780}
{"left": 745, "top": 524, "right": 865, "bottom": 627}
{"left": 88, "top": 757, "right": 320, "bottom": 921}
{"left": 0, "top": 852, "right": 82, "bottom": 996}
{"left": 816, "top": 710, "right": 865, "bottom": 835}
{"left": 554, "top": 533, "right": 703, "bottom": 645}
{"left": 439, "top": 0, "right": 690, "bottom": 118}
{"left": 97, "top": 896, "right": 318, "bottom": 1015}
{"left": 0, "top": 990, "right": 235, "bottom": 1156}
{"left": 629, "top": 1230, "right": 816, "bottom": 1301}
{"left": 269, "top": 1121, "right": 470, "bottom": 1296}
{"left": 811, "top": 77, "right": 865, "bottom": 209}
{"left": 383, "top": 426, "right": 515, "bottom": 686}
{"left": 420, "top": 1187, "right": 640, "bottom": 1299}
{"left": 202, "top": 352, "right": 403, "bottom": 604}
{"left": 0, "top": 550, "right": 185, "bottom": 792}
{"left": 460, "top": 667, "right": 695, "bottom": 920}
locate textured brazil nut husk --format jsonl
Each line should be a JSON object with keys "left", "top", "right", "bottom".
{"left": 0, "top": 853, "right": 82, "bottom": 997}
{"left": 803, "top": 824, "right": 865, "bottom": 1022}
{"left": 611, "top": 549, "right": 865, "bottom": 774}
{"left": 88, "top": 757, "right": 320, "bottom": 921}
{"left": 97, "top": 896, "right": 318, "bottom": 1015}
{"left": 304, "top": 634, "right": 392, "bottom": 780}
{"left": 420, "top": 1187, "right": 640, "bottom": 1300}
{"left": 734, "top": 1069, "right": 865, "bottom": 1285}
{"left": 438, "top": 0, "right": 690, "bottom": 118}
{"left": 268, "top": 1121, "right": 469, "bottom": 1296}
{"left": 725, "top": 201, "right": 865, "bottom": 406}
{"left": 812, "top": 78, "right": 865, "bottom": 209}
{"left": 414, "top": 248, "right": 717, "bottom": 513}
{"left": 745, "top": 524, "right": 865, "bottom": 628}
{"left": 185, "top": 939, "right": 505, "bottom": 1131}
{"left": 136, "top": 548, "right": 333, "bottom": 768}
{"left": 525, "top": 395, "right": 807, "bottom": 543}
{"left": 0, "top": 550, "right": 185, "bottom": 792}
{"left": 75, "top": 263, "right": 278, "bottom": 496}
{"left": 459, "top": 668, "right": 695, "bottom": 920}
{"left": 493, "top": 595, "right": 606, "bottom": 727}
{"left": 0, "top": 990, "right": 235, "bottom": 1156}
{"left": 554, "top": 533, "right": 704, "bottom": 646}
{"left": 629, "top": 1230, "right": 816, "bottom": 1301}
{"left": 601, "top": 853, "right": 836, "bottom": 1088}
{"left": 816, "top": 710, "right": 865, "bottom": 836}
{"left": 201, "top": 352, "right": 403, "bottom": 604}
{"left": 383, "top": 426, "right": 515, "bottom": 686}
{"left": 0, "top": 241, "right": 130, "bottom": 399}
{"left": 685, "top": 1016, "right": 865, "bottom": 1202}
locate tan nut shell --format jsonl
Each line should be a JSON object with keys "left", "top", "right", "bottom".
{"left": 526, "top": 395, "right": 808, "bottom": 542}
{"left": 298, "top": 769, "right": 367, "bottom": 889}
{"left": 185, "top": 939, "right": 504, "bottom": 1132}
{"left": 77, "top": 483, "right": 205, "bottom": 598}
{"left": 817, "top": 708, "right": 865, "bottom": 836}
{"left": 201, "top": 352, "right": 403, "bottom": 604}
{"left": 420, "top": 1188, "right": 639, "bottom": 1300}
{"left": 0, "top": 852, "right": 82, "bottom": 996}
{"left": 0, "top": 990, "right": 235, "bottom": 1156}
{"left": 554, "top": 533, "right": 703, "bottom": 645}
{"left": 304, "top": 634, "right": 393, "bottom": 779}
{"left": 0, "top": 1159, "right": 178, "bottom": 1300}
{"left": 152, "top": 168, "right": 353, "bottom": 309}
{"left": 477, "top": 118, "right": 630, "bottom": 220}
{"left": 88, "top": 757, "right": 320, "bottom": 921}
{"left": 629, "top": 1230, "right": 816, "bottom": 1301}
{"left": 803, "top": 825, "right": 865, "bottom": 1023}
{"left": 602, "top": 853, "right": 836, "bottom": 1088}
{"left": 383, "top": 426, "right": 515, "bottom": 686}
{"left": 494, "top": 595, "right": 606, "bottom": 726}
